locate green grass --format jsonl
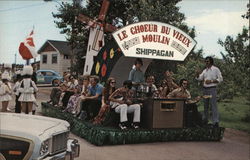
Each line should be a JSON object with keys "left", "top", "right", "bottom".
{"left": 198, "top": 96, "right": 250, "bottom": 133}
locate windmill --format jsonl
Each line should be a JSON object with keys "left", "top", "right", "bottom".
{"left": 77, "top": 0, "right": 117, "bottom": 74}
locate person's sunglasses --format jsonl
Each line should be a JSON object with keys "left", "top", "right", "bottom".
{"left": 111, "top": 81, "right": 116, "bottom": 84}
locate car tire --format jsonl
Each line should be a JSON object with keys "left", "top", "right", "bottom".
{"left": 52, "top": 79, "right": 59, "bottom": 87}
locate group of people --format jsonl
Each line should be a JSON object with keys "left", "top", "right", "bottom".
{"left": 0, "top": 64, "right": 38, "bottom": 115}
{"left": 0, "top": 55, "right": 222, "bottom": 130}
{"left": 48, "top": 56, "right": 222, "bottom": 129}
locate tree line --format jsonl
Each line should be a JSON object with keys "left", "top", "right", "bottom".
{"left": 52, "top": 0, "right": 249, "bottom": 101}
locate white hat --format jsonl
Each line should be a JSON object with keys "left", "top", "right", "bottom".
{"left": 22, "top": 65, "right": 33, "bottom": 76}
{"left": 1, "top": 72, "right": 10, "bottom": 80}
{"left": 4, "top": 63, "right": 12, "bottom": 69}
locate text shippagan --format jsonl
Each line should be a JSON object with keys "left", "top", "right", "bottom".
{"left": 136, "top": 48, "right": 174, "bottom": 57}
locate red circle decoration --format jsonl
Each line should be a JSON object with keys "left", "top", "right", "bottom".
{"left": 103, "top": 50, "right": 107, "bottom": 60}
{"left": 101, "top": 64, "right": 107, "bottom": 77}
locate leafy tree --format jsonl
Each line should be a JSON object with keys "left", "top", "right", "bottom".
{"left": 53, "top": 0, "right": 202, "bottom": 79}
{"left": 52, "top": 0, "right": 87, "bottom": 74}
{"left": 218, "top": 27, "right": 250, "bottom": 98}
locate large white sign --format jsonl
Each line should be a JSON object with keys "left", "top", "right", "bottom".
{"left": 112, "top": 21, "right": 197, "bottom": 61}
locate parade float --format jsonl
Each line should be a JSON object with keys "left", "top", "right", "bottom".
{"left": 42, "top": 0, "right": 224, "bottom": 146}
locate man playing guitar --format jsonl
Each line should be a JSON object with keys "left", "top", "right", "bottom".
{"left": 167, "top": 79, "right": 211, "bottom": 127}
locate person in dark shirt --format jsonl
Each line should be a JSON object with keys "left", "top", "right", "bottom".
{"left": 31, "top": 63, "right": 37, "bottom": 84}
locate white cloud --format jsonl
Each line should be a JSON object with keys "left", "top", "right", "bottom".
{"left": 185, "top": 9, "right": 248, "bottom": 35}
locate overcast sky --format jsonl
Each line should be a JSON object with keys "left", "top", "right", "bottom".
{"left": 0, "top": 0, "right": 248, "bottom": 64}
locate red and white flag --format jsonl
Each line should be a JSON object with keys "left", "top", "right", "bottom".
{"left": 18, "top": 30, "right": 38, "bottom": 60}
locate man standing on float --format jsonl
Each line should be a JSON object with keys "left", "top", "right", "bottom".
{"left": 128, "top": 58, "right": 145, "bottom": 87}
{"left": 196, "top": 56, "right": 223, "bottom": 127}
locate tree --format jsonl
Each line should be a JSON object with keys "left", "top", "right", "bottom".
{"left": 218, "top": 27, "right": 250, "bottom": 98}
{"left": 53, "top": 0, "right": 202, "bottom": 78}
{"left": 52, "top": 0, "right": 87, "bottom": 74}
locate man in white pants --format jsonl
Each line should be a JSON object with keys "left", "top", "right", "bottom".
{"left": 109, "top": 80, "right": 141, "bottom": 130}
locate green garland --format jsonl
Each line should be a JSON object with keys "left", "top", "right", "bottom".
{"left": 42, "top": 102, "right": 225, "bottom": 146}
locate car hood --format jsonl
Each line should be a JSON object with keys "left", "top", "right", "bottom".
{"left": 0, "top": 113, "right": 69, "bottom": 138}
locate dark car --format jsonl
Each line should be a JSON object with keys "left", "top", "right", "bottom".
{"left": 36, "top": 70, "right": 63, "bottom": 86}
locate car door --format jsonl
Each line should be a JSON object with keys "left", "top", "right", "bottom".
{"left": 44, "top": 71, "right": 55, "bottom": 84}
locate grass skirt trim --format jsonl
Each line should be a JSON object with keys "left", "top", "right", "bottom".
{"left": 42, "top": 102, "right": 225, "bottom": 146}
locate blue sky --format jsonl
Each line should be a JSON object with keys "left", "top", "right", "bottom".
{"left": 0, "top": 0, "right": 248, "bottom": 64}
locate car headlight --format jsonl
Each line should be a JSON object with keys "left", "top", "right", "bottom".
{"left": 39, "top": 139, "right": 50, "bottom": 156}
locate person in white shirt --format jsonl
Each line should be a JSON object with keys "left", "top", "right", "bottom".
{"left": 196, "top": 56, "right": 223, "bottom": 127}
{"left": 0, "top": 73, "right": 12, "bottom": 112}
{"left": 18, "top": 65, "right": 38, "bottom": 114}
{"left": 2, "top": 63, "right": 13, "bottom": 111}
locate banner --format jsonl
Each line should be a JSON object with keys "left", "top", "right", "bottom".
{"left": 112, "top": 21, "right": 197, "bottom": 61}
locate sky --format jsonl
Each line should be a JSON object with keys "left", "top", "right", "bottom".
{"left": 0, "top": 0, "right": 248, "bottom": 64}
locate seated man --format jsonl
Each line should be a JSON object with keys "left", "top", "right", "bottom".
{"left": 80, "top": 75, "right": 103, "bottom": 120}
{"left": 167, "top": 79, "right": 202, "bottom": 127}
{"left": 109, "top": 80, "right": 141, "bottom": 130}
{"left": 48, "top": 82, "right": 67, "bottom": 106}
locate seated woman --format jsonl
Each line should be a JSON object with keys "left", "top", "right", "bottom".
{"left": 92, "top": 77, "right": 116, "bottom": 124}
{"left": 61, "top": 75, "right": 78, "bottom": 108}
{"left": 158, "top": 70, "right": 178, "bottom": 98}
{"left": 109, "top": 80, "right": 141, "bottom": 130}
{"left": 74, "top": 74, "right": 90, "bottom": 117}
{"left": 63, "top": 76, "right": 84, "bottom": 113}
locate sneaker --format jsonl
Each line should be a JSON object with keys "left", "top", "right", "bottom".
{"left": 119, "top": 122, "right": 127, "bottom": 130}
{"left": 131, "top": 122, "right": 140, "bottom": 129}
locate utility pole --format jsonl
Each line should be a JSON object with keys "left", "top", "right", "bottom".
{"left": 14, "top": 53, "right": 17, "bottom": 65}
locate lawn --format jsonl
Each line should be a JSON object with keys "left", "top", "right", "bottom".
{"left": 198, "top": 96, "right": 250, "bottom": 133}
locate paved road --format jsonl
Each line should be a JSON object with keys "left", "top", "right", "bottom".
{"left": 2, "top": 86, "right": 250, "bottom": 160}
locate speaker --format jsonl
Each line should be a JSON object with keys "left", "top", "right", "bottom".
{"left": 141, "top": 98, "right": 185, "bottom": 129}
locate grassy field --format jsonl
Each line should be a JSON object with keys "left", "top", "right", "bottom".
{"left": 198, "top": 96, "right": 250, "bottom": 133}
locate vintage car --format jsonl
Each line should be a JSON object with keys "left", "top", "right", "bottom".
{"left": 36, "top": 70, "right": 63, "bottom": 86}
{"left": 0, "top": 113, "right": 79, "bottom": 160}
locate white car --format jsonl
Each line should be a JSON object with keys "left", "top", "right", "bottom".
{"left": 0, "top": 113, "right": 80, "bottom": 160}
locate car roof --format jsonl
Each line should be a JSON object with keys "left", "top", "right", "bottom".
{"left": 37, "top": 69, "right": 57, "bottom": 73}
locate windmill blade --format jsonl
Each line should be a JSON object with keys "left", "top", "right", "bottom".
{"left": 104, "top": 23, "right": 117, "bottom": 32}
{"left": 98, "top": 0, "right": 110, "bottom": 22}
{"left": 77, "top": 14, "right": 93, "bottom": 24}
